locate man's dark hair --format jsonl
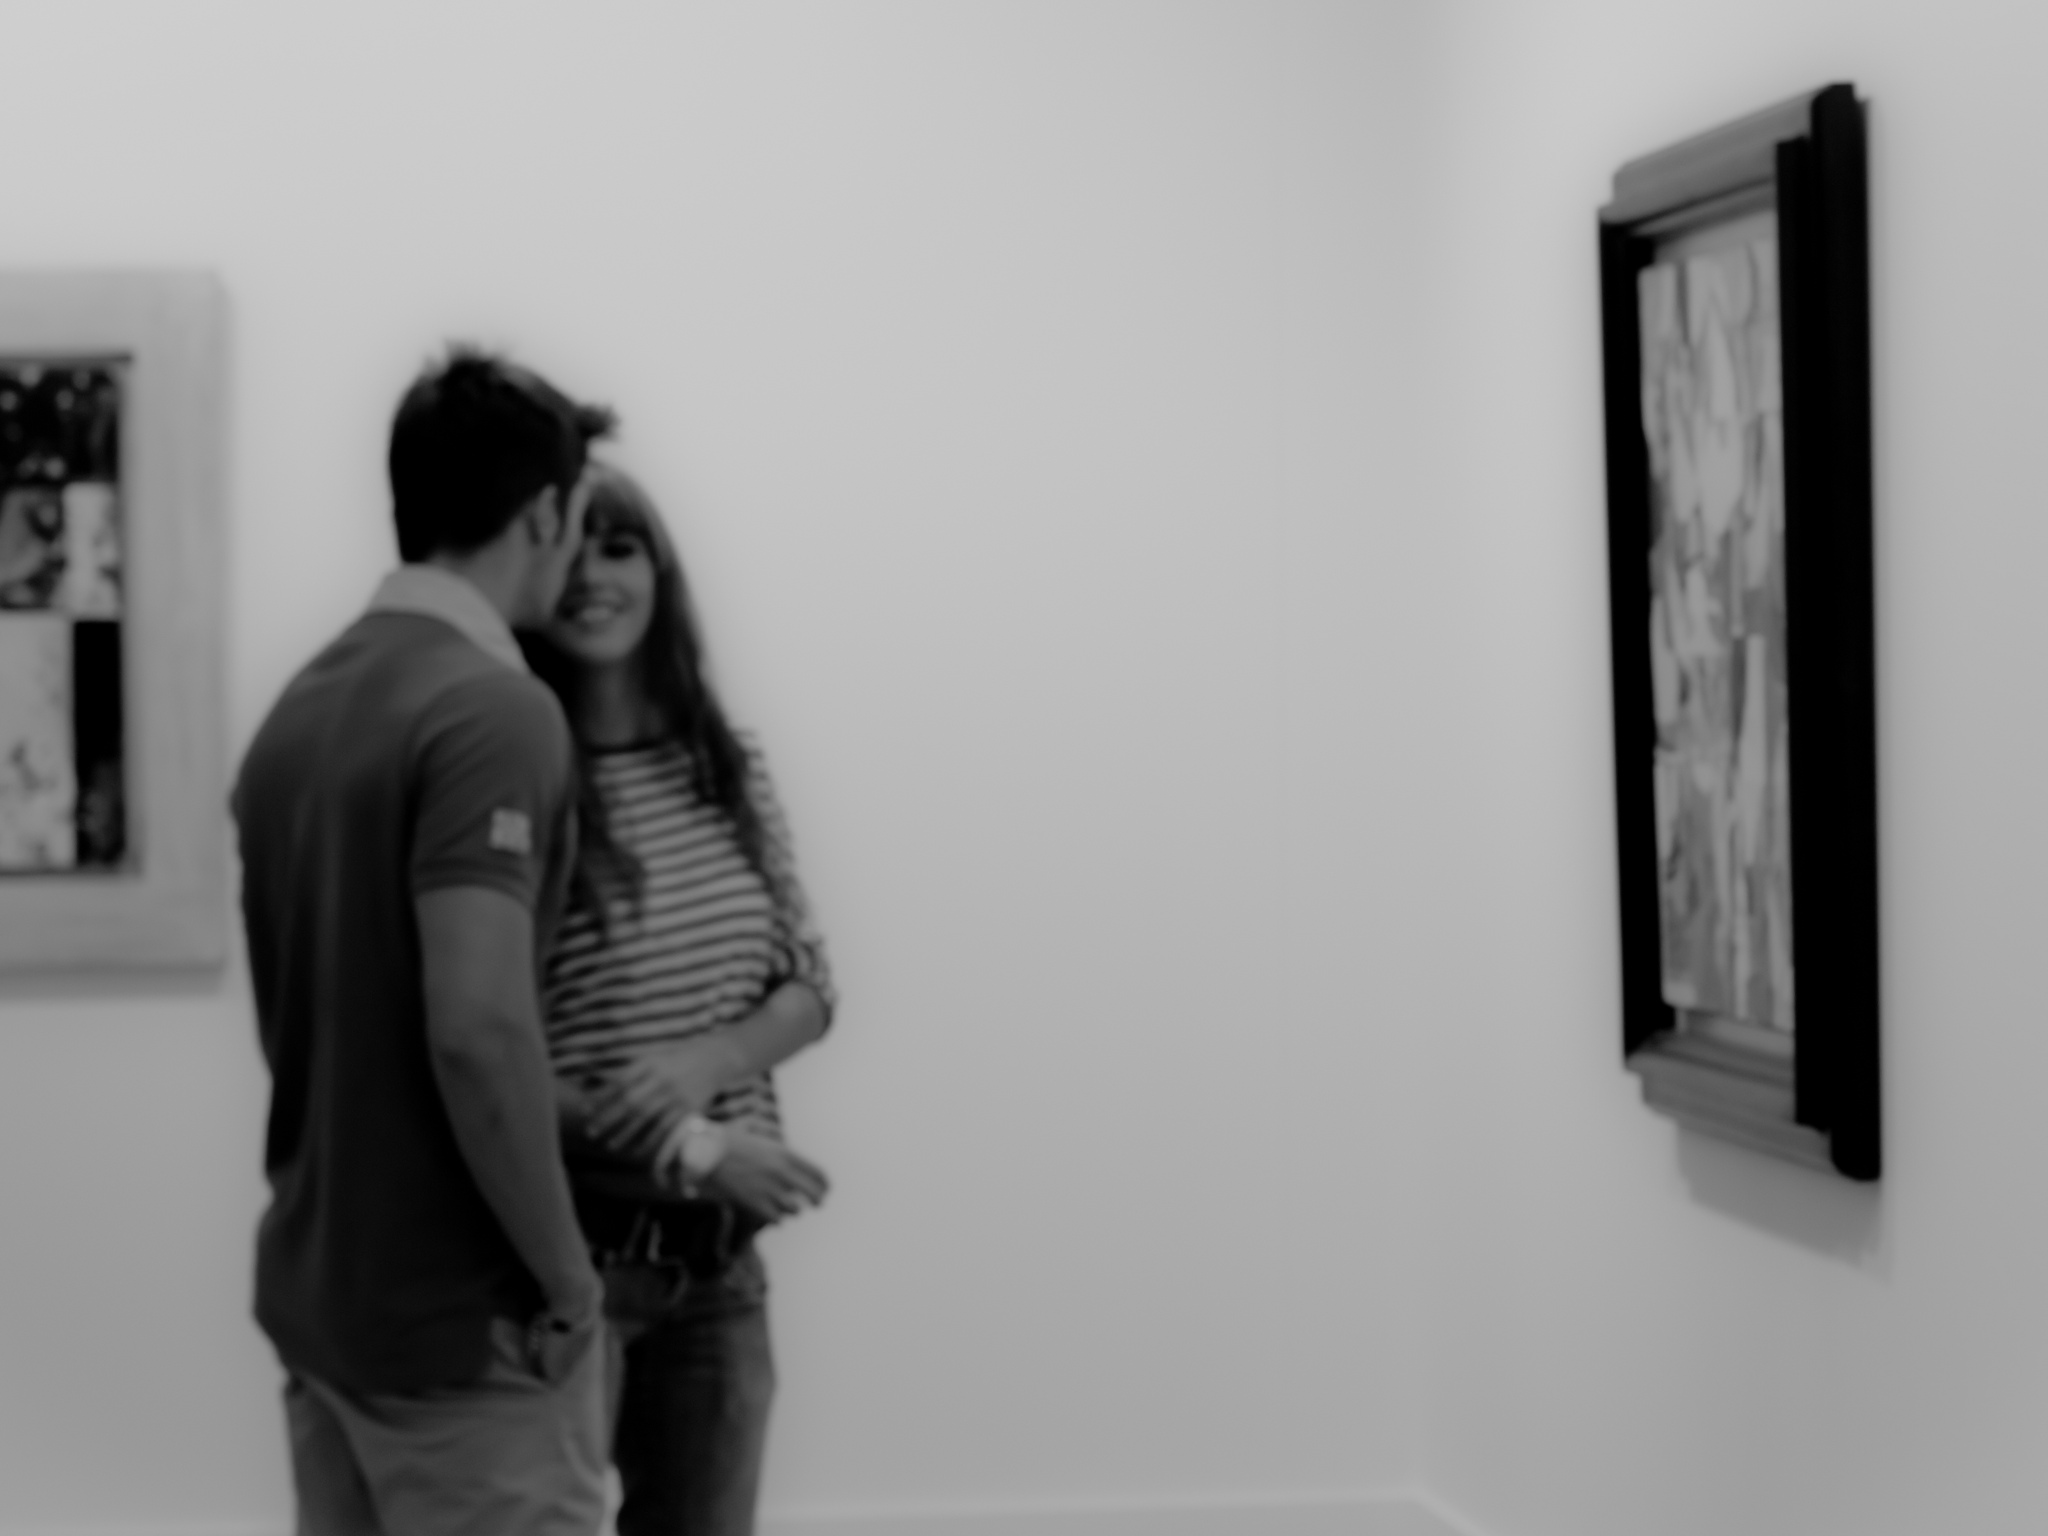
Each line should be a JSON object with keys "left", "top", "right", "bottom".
{"left": 388, "top": 346, "right": 617, "bottom": 562}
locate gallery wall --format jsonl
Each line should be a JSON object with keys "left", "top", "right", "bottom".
{"left": 11, "top": 2, "right": 2033, "bottom": 1532}
{"left": 1408, "top": 0, "right": 2048, "bottom": 1531}
{"left": 0, "top": 3, "right": 1437, "bottom": 1531}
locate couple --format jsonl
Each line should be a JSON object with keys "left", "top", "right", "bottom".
{"left": 234, "top": 349, "right": 834, "bottom": 1536}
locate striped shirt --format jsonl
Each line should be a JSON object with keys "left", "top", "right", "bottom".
{"left": 541, "top": 734, "right": 833, "bottom": 1141}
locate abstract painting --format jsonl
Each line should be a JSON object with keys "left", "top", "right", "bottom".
{"left": 1601, "top": 85, "right": 1877, "bottom": 1177}
{"left": 1637, "top": 218, "right": 1792, "bottom": 1033}
{"left": 0, "top": 360, "right": 127, "bottom": 873}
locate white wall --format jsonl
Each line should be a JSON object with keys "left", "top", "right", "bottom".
{"left": 0, "top": 3, "right": 1430, "bottom": 1529}
{"left": 1409, "top": 1, "right": 2048, "bottom": 1531}
{"left": 15, "top": 3, "right": 2036, "bottom": 1532}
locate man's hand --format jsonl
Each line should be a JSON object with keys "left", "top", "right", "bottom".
{"left": 584, "top": 1032, "right": 745, "bottom": 1158}
{"left": 688, "top": 1129, "right": 829, "bottom": 1225}
{"left": 543, "top": 1267, "right": 606, "bottom": 1330}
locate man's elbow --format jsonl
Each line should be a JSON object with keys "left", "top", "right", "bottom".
{"left": 424, "top": 1001, "right": 532, "bottom": 1078}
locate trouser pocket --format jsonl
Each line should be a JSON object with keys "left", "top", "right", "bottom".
{"left": 487, "top": 1310, "right": 602, "bottom": 1387}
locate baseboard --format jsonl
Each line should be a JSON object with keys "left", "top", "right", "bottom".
{"left": 760, "top": 1491, "right": 1474, "bottom": 1536}
{"left": 0, "top": 1489, "right": 1486, "bottom": 1536}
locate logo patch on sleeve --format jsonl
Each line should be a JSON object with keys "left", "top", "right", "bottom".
{"left": 488, "top": 808, "right": 533, "bottom": 855}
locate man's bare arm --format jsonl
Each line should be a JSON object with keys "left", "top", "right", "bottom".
{"left": 418, "top": 885, "right": 601, "bottom": 1322}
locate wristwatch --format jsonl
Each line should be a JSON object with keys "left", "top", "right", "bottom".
{"left": 677, "top": 1113, "right": 728, "bottom": 1196}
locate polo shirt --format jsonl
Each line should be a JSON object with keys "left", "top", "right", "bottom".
{"left": 233, "top": 566, "right": 576, "bottom": 1393}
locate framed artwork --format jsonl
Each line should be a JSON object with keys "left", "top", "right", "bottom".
{"left": 1597, "top": 85, "right": 1878, "bottom": 1179}
{"left": 0, "top": 272, "right": 227, "bottom": 971}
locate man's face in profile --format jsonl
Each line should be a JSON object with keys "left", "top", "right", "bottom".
{"left": 527, "top": 467, "right": 593, "bottom": 624}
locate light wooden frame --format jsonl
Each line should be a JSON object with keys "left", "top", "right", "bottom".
{"left": 0, "top": 272, "right": 227, "bottom": 970}
{"left": 1598, "top": 86, "right": 1879, "bottom": 1180}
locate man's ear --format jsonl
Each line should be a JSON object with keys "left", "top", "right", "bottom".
{"left": 521, "top": 484, "right": 565, "bottom": 549}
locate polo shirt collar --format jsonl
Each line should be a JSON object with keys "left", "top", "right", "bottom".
{"left": 366, "top": 564, "right": 530, "bottom": 674}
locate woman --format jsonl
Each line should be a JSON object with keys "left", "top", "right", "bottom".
{"left": 522, "top": 464, "right": 834, "bottom": 1536}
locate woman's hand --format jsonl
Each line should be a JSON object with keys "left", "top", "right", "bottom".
{"left": 584, "top": 1033, "right": 745, "bottom": 1158}
{"left": 697, "top": 1129, "right": 830, "bottom": 1225}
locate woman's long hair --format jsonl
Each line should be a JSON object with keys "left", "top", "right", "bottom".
{"left": 520, "top": 464, "right": 769, "bottom": 917}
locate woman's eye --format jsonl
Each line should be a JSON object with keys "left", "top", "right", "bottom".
{"left": 599, "top": 536, "right": 642, "bottom": 560}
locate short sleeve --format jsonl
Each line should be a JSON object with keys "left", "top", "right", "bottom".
{"left": 742, "top": 738, "right": 838, "bottom": 1026}
{"left": 409, "top": 674, "right": 573, "bottom": 909}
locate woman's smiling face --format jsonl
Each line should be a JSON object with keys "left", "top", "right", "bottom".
{"left": 548, "top": 523, "right": 657, "bottom": 668}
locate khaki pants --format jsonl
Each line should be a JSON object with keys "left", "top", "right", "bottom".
{"left": 284, "top": 1315, "right": 607, "bottom": 1536}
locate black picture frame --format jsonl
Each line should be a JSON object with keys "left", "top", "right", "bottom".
{"left": 1598, "top": 85, "right": 1878, "bottom": 1180}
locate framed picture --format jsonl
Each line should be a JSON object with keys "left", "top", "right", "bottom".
{"left": 0, "top": 272, "right": 227, "bottom": 971}
{"left": 1597, "top": 85, "right": 1878, "bottom": 1180}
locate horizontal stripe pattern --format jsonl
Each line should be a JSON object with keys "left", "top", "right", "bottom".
{"left": 542, "top": 735, "right": 834, "bottom": 1142}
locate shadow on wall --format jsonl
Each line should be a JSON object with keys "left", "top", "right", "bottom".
{"left": 1676, "top": 1128, "right": 1887, "bottom": 1273}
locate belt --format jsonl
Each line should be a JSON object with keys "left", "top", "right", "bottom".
{"left": 574, "top": 1190, "right": 761, "bottom": 1278}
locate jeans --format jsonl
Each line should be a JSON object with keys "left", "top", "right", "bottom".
{"left": 603, "top": 1242, "right": 775, "bottom": 1536}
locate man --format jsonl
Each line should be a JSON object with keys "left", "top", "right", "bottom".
{"left": 234, "top": 349, "right": 617, "bottom": 1535}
